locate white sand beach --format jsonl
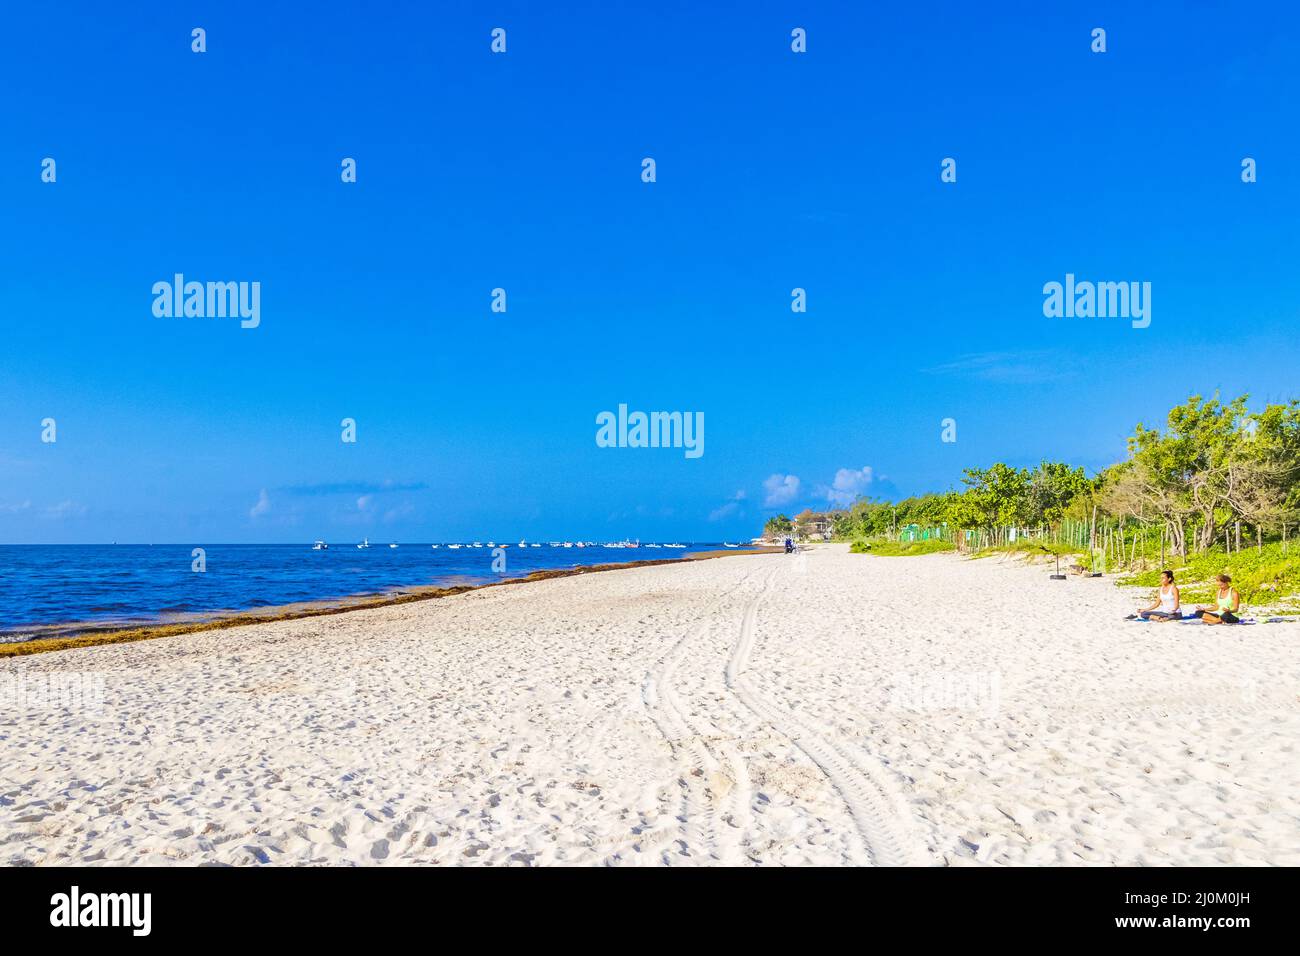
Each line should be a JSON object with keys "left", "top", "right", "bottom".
{"left": 2, "top": 544, "right": 1297, "bottom": 866}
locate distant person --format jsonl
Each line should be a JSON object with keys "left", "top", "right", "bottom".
{"left": 1136, "top": 570, "right": 1181, "bottom": 621}
{"left": 784, "top": 536, "right": 794, "bottom": 554}
{"left": 1193, "top": 575, "right": 1241, "bottom": 624}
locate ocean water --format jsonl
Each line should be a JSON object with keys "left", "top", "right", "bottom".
{"left": 0, "top": 542, "right": 732, "bottom": 640}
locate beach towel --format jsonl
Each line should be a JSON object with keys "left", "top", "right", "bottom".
{"left": 1125, "top": 613, "right": 1294, "bottom": 626}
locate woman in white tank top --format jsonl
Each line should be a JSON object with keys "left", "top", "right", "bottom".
{"left": 1137, "top": 570, "right": 1180, "bottom": 621}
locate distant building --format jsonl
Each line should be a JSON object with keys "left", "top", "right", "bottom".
{"left": 793, "top": 511, "right": 834, "bottom": 541}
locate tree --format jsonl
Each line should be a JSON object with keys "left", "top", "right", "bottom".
{"left": 953, "top": 463, "right": 1031, "bottom": 531}
{"left": 763, "top": 514, "right": 792, "bottom": 538}
{"left": 1024, "top": 461, "right": 1090, "bottom": 527}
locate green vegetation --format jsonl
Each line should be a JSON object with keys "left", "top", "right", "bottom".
{"left": 763, "top": 513, "right": 793, "bottom": 538}
{"left": 849, "top": 538, "right": 956, "bottom": 556}
{"left": 969, "top": 540, "right": 1079, "bottom": 560}
{"left": 822, "top": 394, "right": 1300, "bottom": 606}
{"left": 829, "top": 393, "right": 1298, "bottom": 555}
{"left": 1119, "top": 541, "right": 1300, "bottom": 609}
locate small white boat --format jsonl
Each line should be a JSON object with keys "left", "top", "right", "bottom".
{"left": 575, "top": 542, "right": 585, "bottom": 548}
{"left": 312, "top": 540, "right": 328, "bottom": 551}
{"left": 472, "top": 542, "right": 483, "bottom": 548}
{"left": 723, "top": 542, "right": 740, "bottom": 548}
{"left": 644, "top": 543, "right": 662, "bottom": 549}
{"left": 562, "top": 542, "right": 573, "bottom": 548}
{"left": 431, "top": 544, "right": 440, "bottom": 549}
{"left": 357, "top": 538, "right": 370, "bottom": 549}
{"left": 664, "top": 543, "right": 686, "bottom": 549}
{"left": 448, "top": 543, "right": 461, "bottom": 549}
{"left": 531, "top": 542, "right": 541, "bottom": 548}
{"left": 389, "top": 543, "right": 399, "bottom": 549}
{"left": 518, "top": 540, "right": 527, "bottom": 548}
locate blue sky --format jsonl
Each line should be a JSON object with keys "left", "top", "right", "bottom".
{"left": 2, "top": 2, "right": 1298, "bottom": 543}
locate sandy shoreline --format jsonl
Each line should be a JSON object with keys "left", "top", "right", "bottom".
{"left": 0, "top": 548, "right": 779, "bottom": 658}
{"left": 2, "top": 544, "right": 1297, "bottom": 866}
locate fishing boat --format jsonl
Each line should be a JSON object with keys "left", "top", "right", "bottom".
{"left": 312, "top": 540, "right": 328, "bottom": 551}
{"left": 357, "top": 538, "right": 370, "bottom": 549}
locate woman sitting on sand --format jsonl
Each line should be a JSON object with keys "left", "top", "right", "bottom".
{"left": 1137, "top": 570, "right": 1181, "bottom": 621}
{"left": 1193, "top": 575, "right": 1241, "bottom": 625}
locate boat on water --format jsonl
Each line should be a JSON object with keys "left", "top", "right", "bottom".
{"left": 357, "top": 538, "right": 370, "bottom": 549}
{"left": 487, "top": 541, "right": 496, "bottom": 548}
{"left": 518, "top": 540, "right": 527, "bottom": 548}
{"left": 472, "top": 542, "right": 483, "bottom": 548}
{"left": 431, "top": 544, "right": 440, "bottom": 549}
{"left": 448, "top": 543, "right": 462, "bottom": 549}
{"left": 562, "top": 542, "right": 573, "bottom": 548}
{"left": 644, "top": 543, "right": 662, "bottom": 549}
{"left": 389, "top": 543, "right": 399, "bottom": 549}
{"left": 312, "top": 540, "right": 328, "bottom": 551}
{"left": 664, "top": 543, "right": 686, "bottom": 549}
{"left": 723, "top": 542, "right": 740, "bottom": 548}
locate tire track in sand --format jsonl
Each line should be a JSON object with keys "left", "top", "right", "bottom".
{"left": 633, "top": 566, "right": 759, "bottom": 864}
{"left": 727, "top": 562, "right": 925, "bottom": 867}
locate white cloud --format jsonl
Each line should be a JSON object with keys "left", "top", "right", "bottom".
{"left": 44, "top": 500, "right": 87, "bottom": 519}
{"left": 924, "top": 351, "right": 1062, "bottom": 385}
{"left": 763, "top": 474, "right": 801, "bottom": 508}
{"left": 709, "top": 501, "right": 740, "bottom": 521}
{"left": 0, "top": 500, "right": 32, "bottom": 514}
{"left": 356, "top": 494, "right": 374, "bottom": 512}
{"left": 823, "top": 466, "right": 873, "bottom": 507}
{"left": 709, "top": 488, "right": 749, "bottom": 521}
{"left": 249, "top": 489, "right": 272, "bottom": 518}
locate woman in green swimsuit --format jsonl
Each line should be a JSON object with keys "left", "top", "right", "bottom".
{"left": 1194, "top": 574, "right": 1241, "bottom": 624}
